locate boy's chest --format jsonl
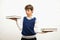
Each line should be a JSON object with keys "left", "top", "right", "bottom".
{"left": 23, "top": 18, "right": 35, "bottom": 24}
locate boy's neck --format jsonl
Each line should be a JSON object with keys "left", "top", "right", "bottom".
{"left": 27, "top": 15, "right": 32, "bottom": 18}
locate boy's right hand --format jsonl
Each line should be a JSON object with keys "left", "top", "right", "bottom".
{"left": 9, "top": 18, "right": 17, "bottom": 21}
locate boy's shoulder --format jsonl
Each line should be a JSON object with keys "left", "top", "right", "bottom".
{"left": 32, "top": 16, "right": 36, "bottom": 20}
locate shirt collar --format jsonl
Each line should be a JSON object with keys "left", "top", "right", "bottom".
{"left": 26, "top": 16, "right": 34, "bottom": 20}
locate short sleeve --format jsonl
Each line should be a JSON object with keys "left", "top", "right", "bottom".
{"left": 17, "top": 16, "right": 24, "bottom": 30}
{"left": 34, "top": 18, "right": 42, "bottom": 33}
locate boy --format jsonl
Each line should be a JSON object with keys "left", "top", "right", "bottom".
{"left": 21, "top": 4, "right": 37, "bottom": 40}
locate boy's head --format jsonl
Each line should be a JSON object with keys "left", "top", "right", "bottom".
{"left": 25, "top": 4, "right": 34, "bottom": 17}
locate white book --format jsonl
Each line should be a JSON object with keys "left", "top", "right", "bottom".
{"left": 6, "top": 15, "right": 21, "bottom": 19}
{"left": 41, "top": 28, "right": 57, "bottom": 32}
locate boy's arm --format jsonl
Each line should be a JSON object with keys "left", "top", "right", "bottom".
{"left": 34, "top": 19, "right": 49, "bottom": 34}
{"left": 34, "top": 20, "right": 43, "bottom": 34}
{"left": 16, "top": 20, "right": 22, "bottom": 30}
{"left": 34, "top": 22, "right": 54, "bottom": 34}
{"left": 8, "top": 18, "right": 22, "bottom": 31}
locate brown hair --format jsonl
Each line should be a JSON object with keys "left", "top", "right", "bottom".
{"left": 25, "top": 4, "right": 33, "bottom": 11}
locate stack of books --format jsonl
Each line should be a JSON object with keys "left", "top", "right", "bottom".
{"left": 6, "top": 15, "right": 21, "bottom": 19}
{"left": 41, "top": 28, "right": 57, "bottom": 33}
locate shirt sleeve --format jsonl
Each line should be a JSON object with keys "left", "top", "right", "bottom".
{"left": 34, "top": 18, "right": 42, "bottom": 33}
{"left": 17, "top": 17, "right": 23, "bottom": 30}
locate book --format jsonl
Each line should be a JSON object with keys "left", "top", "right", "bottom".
{"left": 41, "top": 28, "right": 57, "bottom": 33}
{"left": 6, "top": 15, "right": 21, "bottom": 19}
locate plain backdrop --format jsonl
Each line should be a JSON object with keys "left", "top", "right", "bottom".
{"left": 0, "top": 0, "right": 60, "bottom": 40}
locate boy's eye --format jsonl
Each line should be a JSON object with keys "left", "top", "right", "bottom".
{"left": 27, "top": 9, "right": 29, "bottom": 11}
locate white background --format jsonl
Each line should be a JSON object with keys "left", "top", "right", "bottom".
{"left": 0, "top": 0, "right": 60, "bottom": 40}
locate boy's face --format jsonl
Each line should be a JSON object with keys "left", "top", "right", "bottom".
{"left": 25, "top": 9, "right": 33, "bottom": 16}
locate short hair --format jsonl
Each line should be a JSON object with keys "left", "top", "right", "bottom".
{"left": 25, "top": 4, "right": 33, "bottom": 11}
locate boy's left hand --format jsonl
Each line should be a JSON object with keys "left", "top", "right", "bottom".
{"left": 36, "top": 31, "right": 51, "bottom": 34}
